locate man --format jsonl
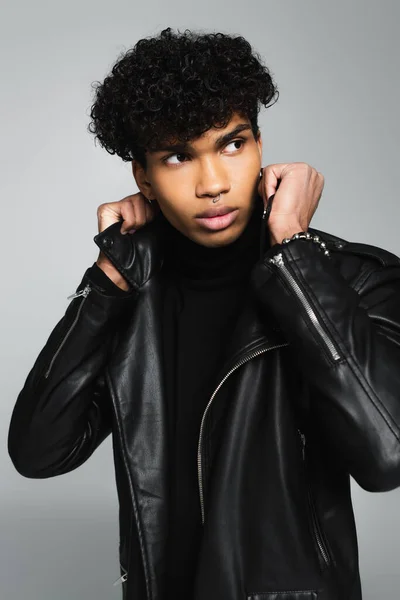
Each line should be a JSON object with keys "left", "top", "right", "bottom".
{"left": 8, "top": 26, "right": 400, "bottom": 600}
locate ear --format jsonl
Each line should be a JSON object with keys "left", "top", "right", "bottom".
{"left": 256, "top": 129, "right": 262, "bottom": 161}
{"left": 131, "top": 160, "right": 155, "bottom": 201}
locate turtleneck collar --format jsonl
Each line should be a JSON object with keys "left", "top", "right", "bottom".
{"left": 160, "top": 193, "right": 267, "bottom": 290}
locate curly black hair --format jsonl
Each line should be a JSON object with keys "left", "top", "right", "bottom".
{"left": 87, "top": 27, "right": 279, "bottom": 169}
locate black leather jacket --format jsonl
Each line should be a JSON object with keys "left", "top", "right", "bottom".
{"left": 8, "top": 212, "right": 400, "bottom": 600}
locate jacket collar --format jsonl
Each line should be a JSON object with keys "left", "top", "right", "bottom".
{"left": 141, "top": 203, "right": 289, "bottom": 369}
{"left": 95, "top": 199, "right": 293, "bottom": 365}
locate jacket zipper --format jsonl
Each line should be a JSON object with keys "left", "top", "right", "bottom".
{"left": 113, "top": 563, "right": 128, "bottom": 586}
{"left": 197, "top": 342, "right": 289, "bottom": 524}
{"left": 298, "top": 429, "right": 331, "bottom": 569}
{"left": 267, "top": 252, "right": 342, "bottom": 363}
{"left": 43, "top": 284, "right": 92, "bottom": 379}
{"left": 112, "top": 507, "right": 134, "bottom": 586}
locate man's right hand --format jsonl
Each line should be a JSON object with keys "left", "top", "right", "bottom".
{"left": 96, "top": 192, "right": 160, "bottom": 291}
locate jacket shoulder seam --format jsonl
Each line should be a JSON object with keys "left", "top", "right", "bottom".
{"left": 309, "top": 227, "right": 400, "bottom": 269}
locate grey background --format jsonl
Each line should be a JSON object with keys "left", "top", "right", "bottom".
{"left": 1, "top": 1, "right": 399, "bottom": 598}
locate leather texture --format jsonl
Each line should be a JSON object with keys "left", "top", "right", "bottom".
{"left": 8, "top": 209, "right": 400, "bottom": 600}
{"left": 248, "top": 592, "right": 318, "bottom": 600}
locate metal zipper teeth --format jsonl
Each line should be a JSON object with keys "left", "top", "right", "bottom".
{"left": 298, "top": 429, "right": 331, "bottom": 568}
{"left": 197, "top": 341, "right": 289, "bottom": 525}
{"left": 43, "top": 284, "right": 92, "bottom": 379}
{"left": 268, "top": 253, "right": 342, "bottom": 362}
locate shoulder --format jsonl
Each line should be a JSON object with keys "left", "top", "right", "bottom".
{"left": 308, "top": 226, "right": 400, "bottom": 292}
{"left": 308, "top": 226, "right": 400, "bottom": 269}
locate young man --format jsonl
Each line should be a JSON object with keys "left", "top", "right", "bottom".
{"left": 8, "top": 27, "right": 400, "bottom": 600}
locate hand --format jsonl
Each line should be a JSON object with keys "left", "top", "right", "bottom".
{"left": 95, "top": 192, "right": 160, "bottom": 290}
{"left": 96, "top": 191, "right": 160, "bottom": 235}
{"left": 258, "top": 162, "right": 325, "bottom": 245}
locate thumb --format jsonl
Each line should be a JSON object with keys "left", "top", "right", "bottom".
{"left": 258, "top": 167, "right": 278, "bottom": 209}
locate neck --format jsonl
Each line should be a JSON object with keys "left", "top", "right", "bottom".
{"left": 160, "top": 194, "right": 265, "bottom": 289}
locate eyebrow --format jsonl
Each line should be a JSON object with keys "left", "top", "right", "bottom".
{"left": 153, "top": 123, "right": 252, "bottom": 154}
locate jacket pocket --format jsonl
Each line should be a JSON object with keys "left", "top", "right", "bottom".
{"left": 247, "top": 592, "right": 318, "bottom": 600}
{"left": 298, "top": 429, "right": 332, "bottom": 571}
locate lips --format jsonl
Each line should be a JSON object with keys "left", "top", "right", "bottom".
{"left": 195, "top": 209, "right": 239, "bottom": 231}
{"left": 196, "top": 206, "right": 236, "bottom": 218}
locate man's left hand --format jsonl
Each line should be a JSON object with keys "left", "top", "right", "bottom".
{"left": 258, "top": 162, "right": 325, "bottom": 246}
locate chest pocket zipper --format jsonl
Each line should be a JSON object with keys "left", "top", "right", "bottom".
{"left": 298, "top": 429, "right": 332, "bottom": 570}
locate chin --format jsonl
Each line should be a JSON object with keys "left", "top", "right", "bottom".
{"left": 197, "top": 222, "right": 245, "bottom": 248}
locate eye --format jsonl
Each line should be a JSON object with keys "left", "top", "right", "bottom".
{"left": 163, "top": 152, "right": 188, "bottom": 166}
{"left": 224, "top": 139, "right": 246, "bottom": 153}
{"left": 162, "top": 138, "right": 246, "bottom": 166}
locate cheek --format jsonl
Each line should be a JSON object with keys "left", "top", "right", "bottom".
{"left": 237, "top": 147, "right": 260, "bottom": 172}
{"left": 154, "top": 179, "right": 193, "bottom": 214}
{"left": 232, "top": 161, "right": 260, "bottom": 189}
{"left": 157, "top": 196, "right": 192, "bottom": 224}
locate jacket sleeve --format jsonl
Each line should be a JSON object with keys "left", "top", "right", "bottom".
{"left": 85, "top": 261, "right": 133, "bottom": 296}
{"left": 250, "top": 237, "right": 400, "bottom": 493}
{"left": 7, "top": 263, "right": 137, "bottom": 479}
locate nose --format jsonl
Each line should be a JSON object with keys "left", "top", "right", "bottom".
{"left": 195, "top": 158, "right": 230, "bottom": 199}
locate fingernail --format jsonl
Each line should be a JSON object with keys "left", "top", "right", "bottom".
{"left": 128, "top": 229, "right": 136, "bottom": 234}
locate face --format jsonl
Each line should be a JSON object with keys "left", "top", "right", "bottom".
{"left": 132, "top": 112, "right": 263, "bottom": 248}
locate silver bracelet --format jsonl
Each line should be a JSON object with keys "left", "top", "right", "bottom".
{"left": 281, "top": 231, "right": 330, "bottom": 258}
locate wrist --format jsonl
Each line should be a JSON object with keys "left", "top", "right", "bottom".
{"left": 96, "top": 255, "right": 130, "bottom": 291}
{"left": 269, "top": 223, "right": 303, "bottom": 247}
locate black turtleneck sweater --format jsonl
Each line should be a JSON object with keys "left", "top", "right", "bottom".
{"left": 86, "top": 194, "right": 265, "bottom": 599}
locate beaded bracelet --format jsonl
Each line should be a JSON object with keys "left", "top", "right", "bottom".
{"left": 281, "top": 231, "right": 330, "bottom": 258}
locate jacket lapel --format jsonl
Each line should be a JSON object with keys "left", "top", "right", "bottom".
{"left": 104, "top": 207, "right": 289, "bottom": 599}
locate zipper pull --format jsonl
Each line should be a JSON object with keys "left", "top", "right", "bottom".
{"left": 67, "top": 284, "right": 91, "bottom": 300}
{"left": 268, "top": 252, "right": 284, "bottom": 267}
{"left": 112, "top": 572, "right": 128, "bottom": 586}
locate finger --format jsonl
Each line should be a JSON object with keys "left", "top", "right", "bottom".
{"left": 119, "top": 198, "right": 137, "bottom": 234}
{"left": 259, "top": 164, "right": 288, "bottom": 205}
{"left": 264, "top": 164, "right": 292, "bottom": 200}
{"left": 130, "top": 192, "right": 149, "bottom": 229}
{"left": 258, "top": 167, "right": 272, "bottom": 208}
{"left": 97, "top": 202, "right": 125, "bottom": 234}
